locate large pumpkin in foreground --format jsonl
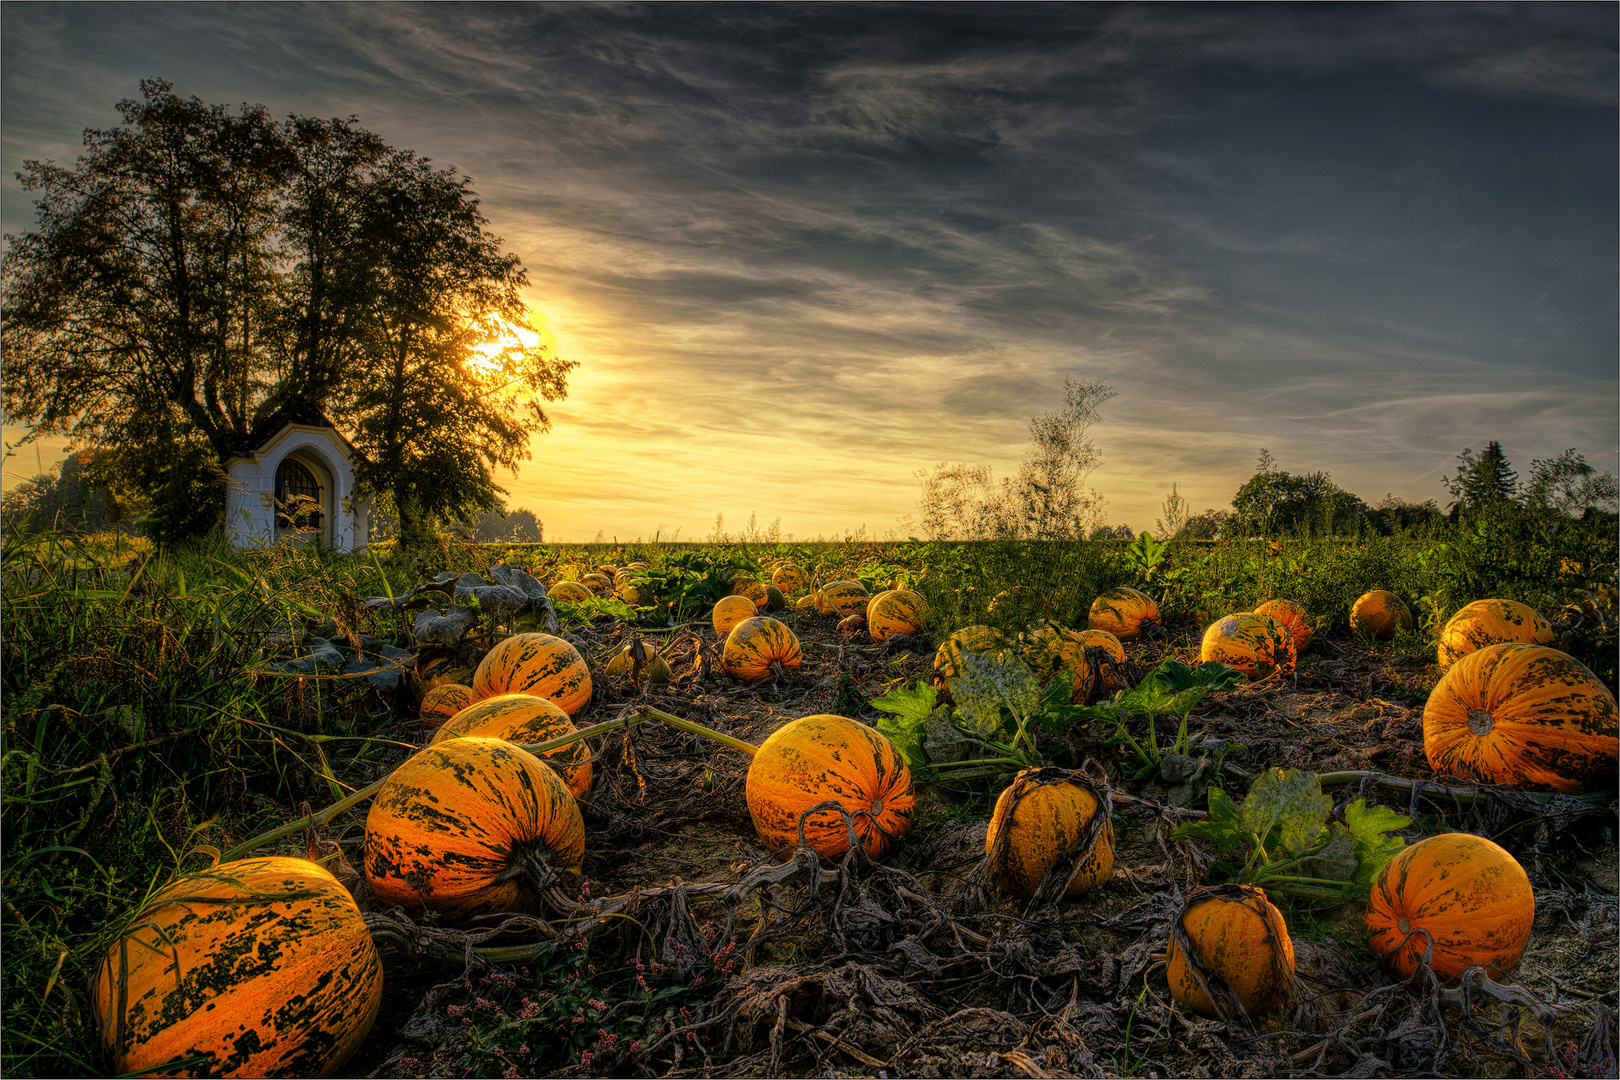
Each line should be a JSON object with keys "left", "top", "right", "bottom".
{"left": 722, "top": 617, "right": 803, "bottom": 682}
{"left": 1365, "top": 832, "right": 1533, "bottom": 981}
{"left": 1167, "top": 884, "right": 1296, "bottom": 1020}
{"left": 1436, "top": 599, "right": 1555, "bottom": 670}
{"left": 1088, "top": 587, "right": 1161, "bottom": 641}
{"left": 1199, "top": 612, "right": 1295, "bottom": 679}
{"left": 1423, "top": 643, "right": 1617, "bottom": 794}
{"left": 472, "top": 633, "right": 592, "bottom": 716}
{"left": 746, "top": 714, "right": 915, "bottom": 860}
{"left": 430, "top": 693, "right": 593, "bottom": 799}
{"left": 984, "top": 767, "right": 1114, "bottom": 900}
{"left": 1350, "top": 590, "right": 1413, "bottom": 641}
{"left": 816, "top": 580, "right": 871, "bottom": 617}
{"left": 94, "top": 857, "right": 383, "bottom": 1079}
{"left": 365, "top": 737, "right": 585, "bottom": 919}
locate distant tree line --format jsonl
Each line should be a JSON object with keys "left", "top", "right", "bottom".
{"left": 2, "top": 79, "right": 573, "bottom": 546}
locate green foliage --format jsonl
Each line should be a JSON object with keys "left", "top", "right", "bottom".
{"left": 1072, "top": 658, "right": 1245, "bottom": 783}
{"left": 1171, "top": 769, "right": 1412, "bottom": 902}
{"left": 622, "top": 550, "right": 762, "bottom": 624}
{"left": 1229, "top": 450, "right": 1369, "bottom": 537}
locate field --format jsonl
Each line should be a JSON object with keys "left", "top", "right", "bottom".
{"left": 2, "top": 523, "right": 1616, "bottom": 1079}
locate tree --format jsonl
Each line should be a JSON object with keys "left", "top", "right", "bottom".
{"left": 468, "top": 506, "right": 543, "bottom": 542}
{"left": 916, "top": 379, "right": 1114, "bottom": 541}
{"left": 1522, "top": 449, "right": 1619, "bottom": 518}
{"left": 1443, "top": 441, "right": 1519, "bottom": 518}
{"left": 2, "top": 80, "right": 572, "bottom": 542}
{"left": 1179, "top": 508, "right": 1229, "bottom": 540}
{"left": 1229, "top": 449, "right": 1367, "bottom": 536}
{"left": 332, "top": 150, "right": 573, "bottom": 545}
{"left": 1364, "top": 493, "right": 1445, "bottom": 536}
{"left": 1155, "top": 483, "right": 1190, "bottom": 538}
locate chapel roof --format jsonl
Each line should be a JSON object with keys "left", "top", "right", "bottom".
{"left": 233, "top": 401, "right": 362, "bottom": 461}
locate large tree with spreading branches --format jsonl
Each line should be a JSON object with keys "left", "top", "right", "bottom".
{"left": 2, "top": 79, "right": 573, "bottom": 542}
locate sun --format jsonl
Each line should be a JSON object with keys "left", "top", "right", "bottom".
{"left": 466, "top": 318, "right": 544, "bottom": 374}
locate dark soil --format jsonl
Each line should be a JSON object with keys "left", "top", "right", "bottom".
{"left": 344, "top": 615, "right": 1619, "bottom": 1079}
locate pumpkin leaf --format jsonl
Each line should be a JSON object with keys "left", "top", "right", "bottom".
{"left": 1305, "top": 821, "right": 1358, "bottom": 883}
{"left": 1345, "top": 798, "right": 1412, "bottom": 891}
{"left": 950, "top": 650, "right": 1042, "bottom": 736}
{"left": 1170, "top": 785, "right": 1246, "bottom": 854}
{"left": 871, "top": 680, "right": 937, "bottom": 772}
{"left": 1241, "top": 768, "right": 1332, "bottom": 854}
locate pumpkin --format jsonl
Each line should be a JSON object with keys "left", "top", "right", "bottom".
{"left": 1254, "top": 598, "right": 1312, "bottom": 656}
{"left": 1350, "top": 590, "right": 1413, "bottom": 641}
{"left": 867, "top": 588, "right": 925, "bottom": 642}
{"left": 365, "top": 737, "right": 585, "bottom": 919}
{"left": 712, "top": 594, "right": 758, "bottom": 637}
{"left": 1088, "top": 587, "right": 1161, "bottom": 640}
{"left": 1019, "top": 625, "right": 1089, "bottom": 702}
{"left": 430, "top": 693, "right": 592, "bottom": 798}
{"left": 1033, "top": 628, "right": 1132, "bottom": 702}
{"left": 837, "top": 613, "right": 867, "bottom": 635}
{"left": 414, "top": 652, "right": 475, "bottom": 701}
{"left": 1365, "top": 832, "right": 1534, "bottom": 981}
{"left": 1423, "top": 643, "right": 1617, "bottom": 794}
{"left": 746, "top": 714, "right": 915, "bottom": 860}
{"left": 984, "top": 767, "right": 1114, "bottom": 900}
{"left": 421, "top": 682, "right": 477, "bottom": 725}
{"left": 772, "top": 563, "right": 810, "bottom": 595}
{"left": 1199, "top": 612, "right": 1295, "bottom": 679}
{"left": 548, "top": 580, "right": 593, "bottom": 604}
{"left": 616, "top": 581, "right": 652, "bottom": 606}
{"left": 94, "top": 857, "right": 382, "bottom": 1078}
{"left": 794, "top": 592, "right": 819, "bottom": 611}
{"left": 472, "top": 633, "right": 592, "bottom": 717}
{"left": 580, "top": 572, "right": 614, "bottom": 597}
{"left": 1436, "top": 599, "right": 1555, "bottom": 670}
{"left": 1167, "top": 884, "right": 1296, "bottom": 1020}
{"left": 722, "top": 617, "right": 803, "bottom": 683}
{"left": 816, "top": 580, "right": 870, "bottom": 617}
{"left": 933, "top": 625, "right": 1009, "bottom": 688}
{"left": 760, "top": 584, "right": 788, "bottom": 612}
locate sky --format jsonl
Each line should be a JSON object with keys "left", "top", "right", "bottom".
{"left": 2, "top": 2, "right": 1616, "bottom": 542}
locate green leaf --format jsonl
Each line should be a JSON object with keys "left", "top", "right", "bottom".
{"left": 1345, "top": 798, "right": 1412, "bottom": 891}
{"left": 1242, "top": 768, "right": 1332, "bottom": 854}
{"left": 950, "top": 650, "right": 1041, "bottom": 736}
{"left": 1305, "top": 821, "right": 1358, "bottom": 882}
{"left": 1101, "top": 657, "right": 1244, "bottom": 723}
{"left": 871, "top": 680, "right": 935, "bottom": 773}
{"left": 1171, "top": 785, "right": 1246, "bottom": 854}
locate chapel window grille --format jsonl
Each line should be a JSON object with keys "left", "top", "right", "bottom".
{"left": 275, "top": 459, "right": 324, "bottom": 532}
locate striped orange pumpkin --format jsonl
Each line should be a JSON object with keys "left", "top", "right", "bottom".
{"left": 712, "top": 594, "right": 758, "bottom": 637}
{"left": 421, "top": 682, "right": 477, "bottom": 725}
{"left": 866, "top": 588, "right": 925, "bottom": 642}
{"left": 580, "top": 573, "right": 613, "bottom": 597}
{"left": 933, "top": 625, "right": 1010, "bottom": 688}
{"left": 1350, "top": 590, "right": 1413, "bottom": 641}
{"left": 548, "top": 580, "right": 593, "bottom": 603}
{"left": 746, "top": 714, "right": 915, "bottom": 860}
{"left": 1088, "top": 587, "right": 1161, "bottom": 641}
{"left": 1436, "top": 599, "right": 1555, "bottom": 670}
{"left": 815, "top": 580, "right": 870, "bottom": 617}
{"left": 1019, "top": 624, "right": 1089, "bottom": 702}
{"left": 1255, "top": 598, "right": 1312, "bottom": 656}
{"left": 472, "top": 633, "right": 592, "bottom": 717}
{"left": 1365, "top": 833, "right": 1533, "bottom": 980}
{"left": 365, "top": 737, "right": 585, "bottom": 919}
{"left": 984, "top": 768, "right": 1114, "bottom": 899}
{"left": 413, "top": 652, "right": 475, "bottom": 703}
{"left": 430, "top": 693, "right": 592, "bottom": 798}
{"left": 1167, "top": 884, "right": 1296, "bottom": 1019}
{"left": 722, "top": 617, "right": 803, "bottom": 683}
{"left": 94, "top": 857, "right": 382, "bottom": 1078}
{"left": 1199, "top": 612, "right": 1295, "bottom": 679}
{"left": 1423, "top": 643, "right": 1617, "bottom": 794}
{"left": 772, "top": 563, "right": 810, "bottom": 595}
{"left": 1074, "top": 629, "right": 1128, "bottom": 700}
